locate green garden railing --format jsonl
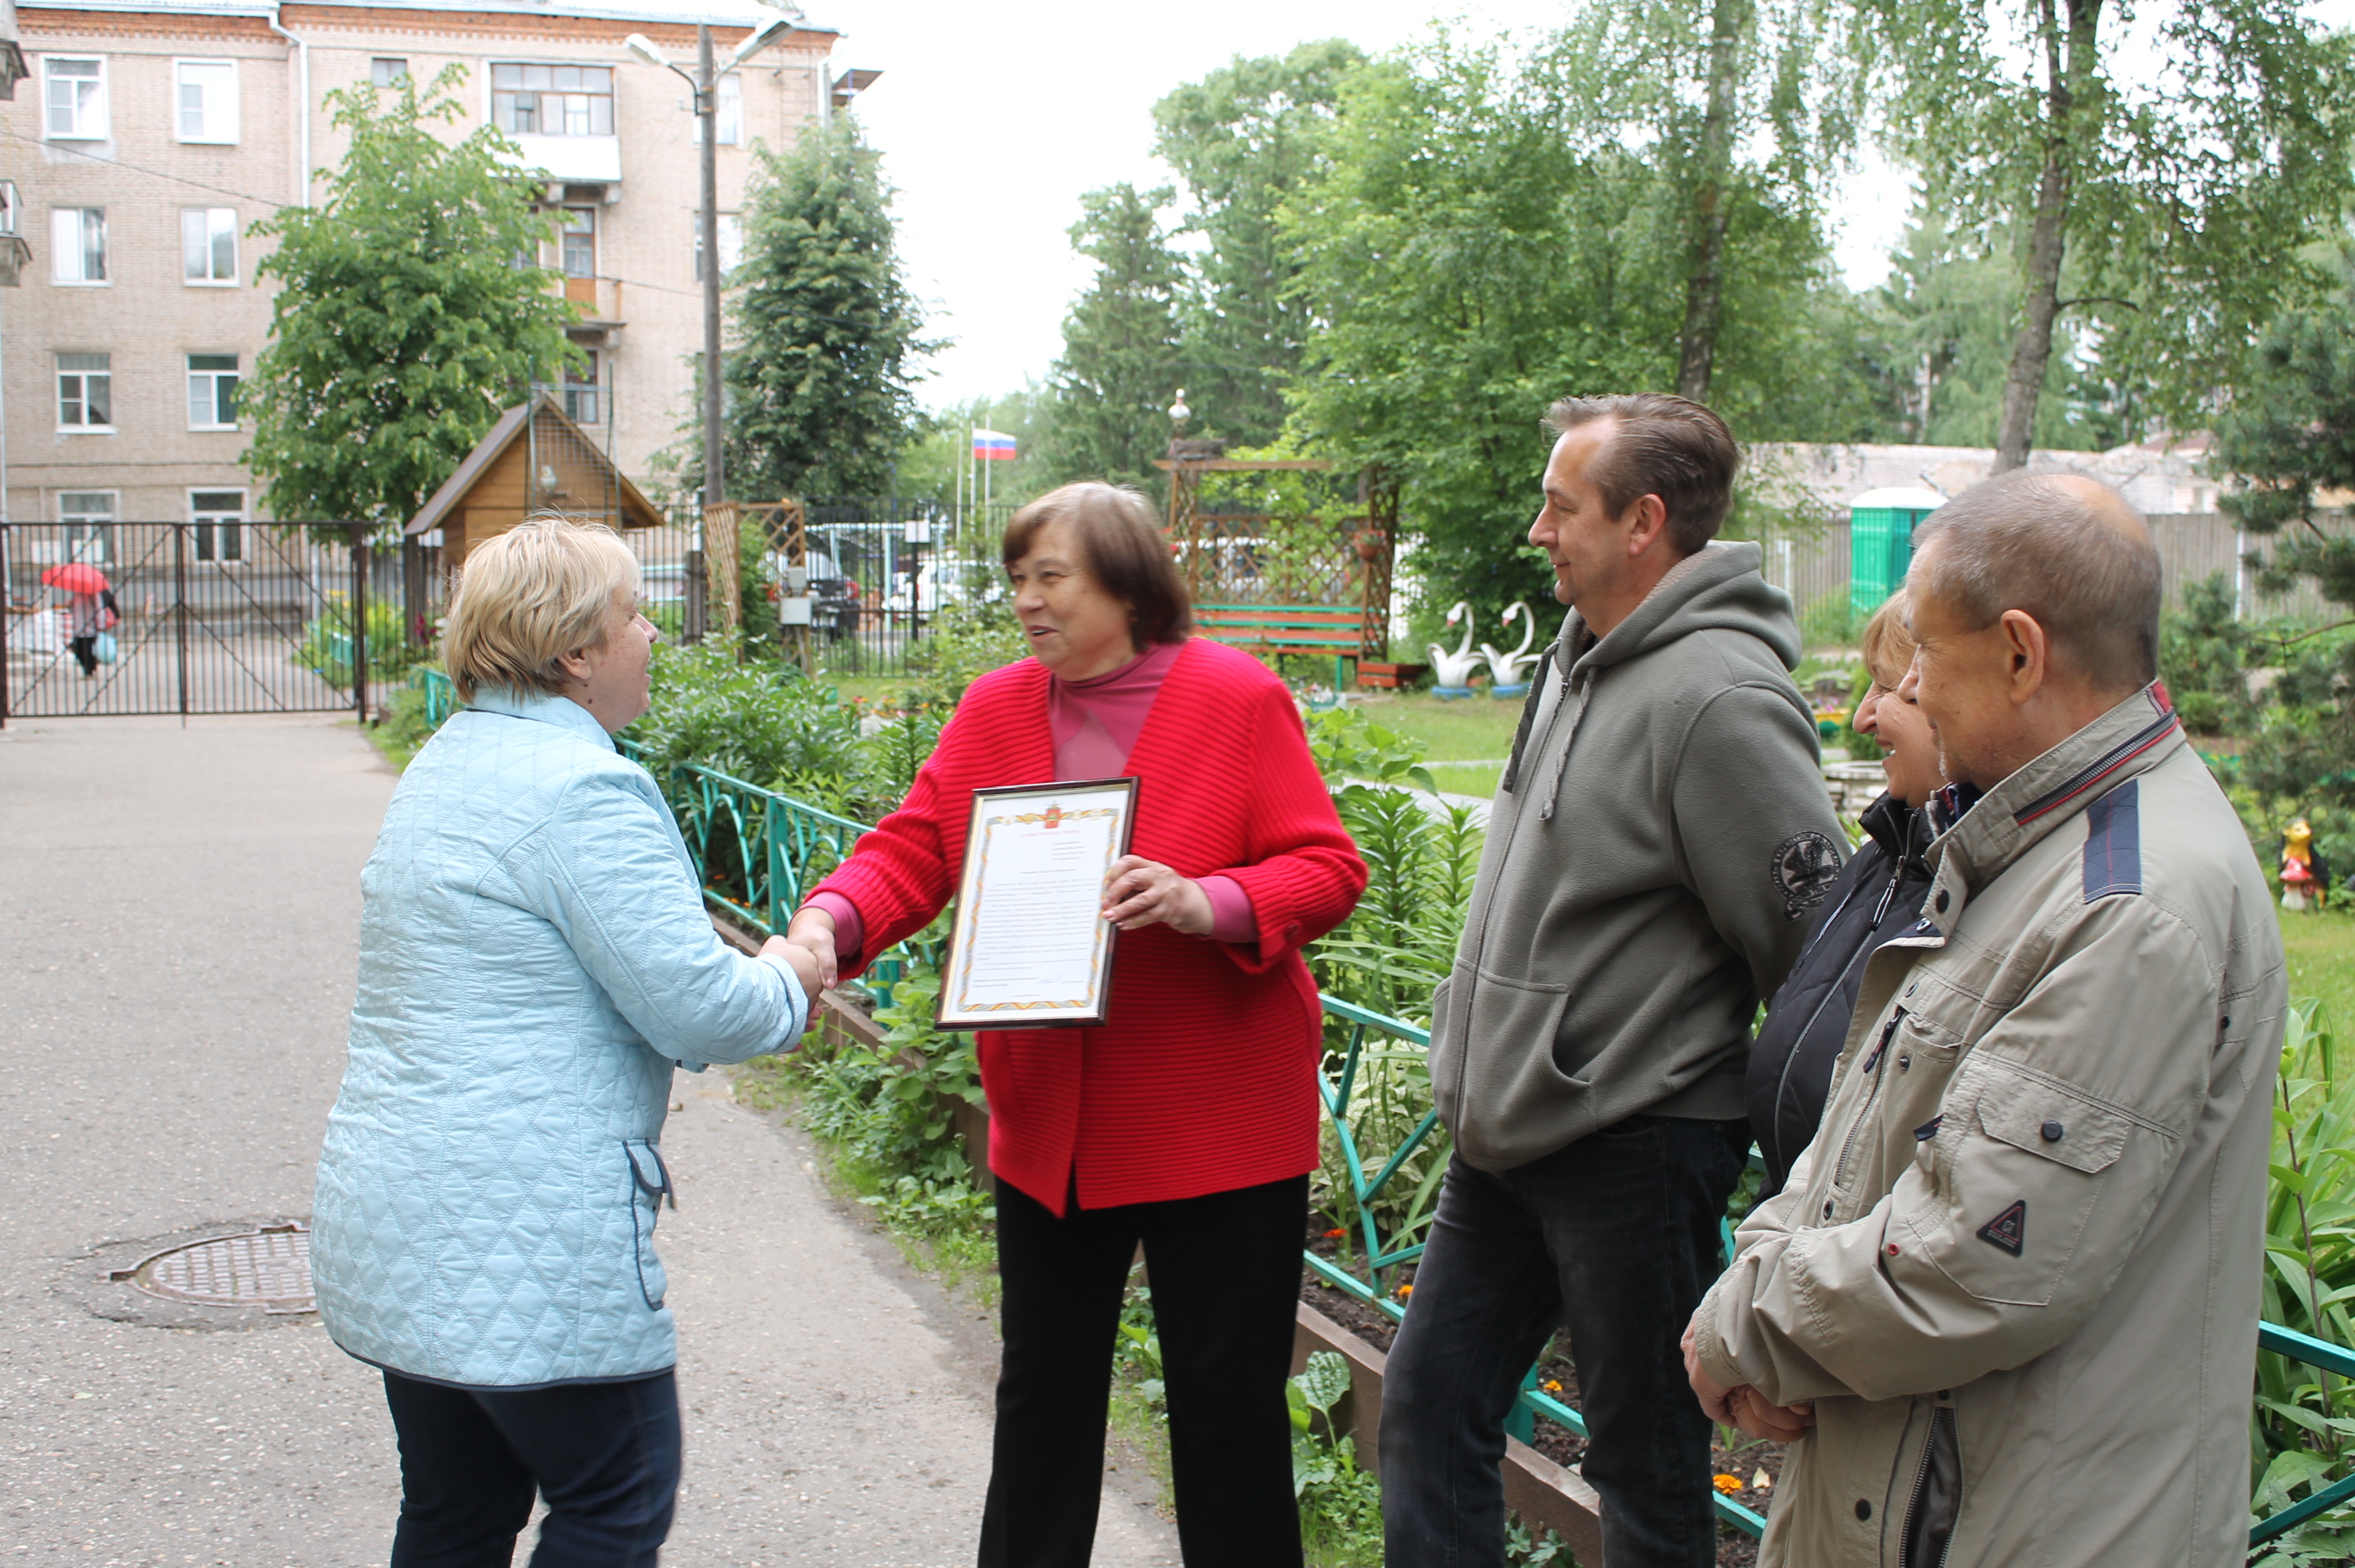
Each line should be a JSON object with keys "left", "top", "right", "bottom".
{"left": 398, "top": 668, "right": 2350, "bottom": 1549}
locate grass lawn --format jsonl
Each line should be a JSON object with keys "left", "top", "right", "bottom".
{"left": 1357, "top": 691, "right": 1524, "bottom": 755}
{"left": 2282, "top": 904, "right": 2355, "bottom": 1032}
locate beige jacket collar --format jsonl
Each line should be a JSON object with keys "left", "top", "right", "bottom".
{"left": 1918, "top": 681, "right": 2184, "bottom": 933}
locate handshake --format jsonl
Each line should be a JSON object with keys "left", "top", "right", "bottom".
{"left": 760, "top": 930, "right": 829, "bottom": 1004}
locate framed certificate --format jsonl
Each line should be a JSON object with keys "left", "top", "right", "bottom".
{"left": 937, "top": 777, "right": 1139, "bottom": 1030}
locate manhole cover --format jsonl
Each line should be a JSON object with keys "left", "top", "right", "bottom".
{"left": 109, "top": 1223, "right": 313, "bottom": 1313}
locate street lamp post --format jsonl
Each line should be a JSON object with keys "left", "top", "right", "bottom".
{"left": 626, "top": 13, "right": 795, "bottom": 514}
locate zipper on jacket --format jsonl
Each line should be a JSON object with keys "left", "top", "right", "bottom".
{"left": 1833, "top": 1008, "right": 1904, "bottom": 1193}
{"left": 1900, "top": 1403, "right": 1961, "bottom": 1568}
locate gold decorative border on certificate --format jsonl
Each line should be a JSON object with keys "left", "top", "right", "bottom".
{"left": 951, "top": 806, "right": 1125, "bottom": 1014}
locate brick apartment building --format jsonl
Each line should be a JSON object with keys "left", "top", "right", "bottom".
{"left": 4, "top": 0, "right": 865, "bottom": 543}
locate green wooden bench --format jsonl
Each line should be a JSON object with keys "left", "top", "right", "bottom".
{"left": 1194, "top": 603, "right": 1369, "bottom": 693}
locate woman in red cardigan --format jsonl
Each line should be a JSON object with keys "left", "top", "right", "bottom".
{"left": 784, "top": 482, "right": 1366, "bottom": 1568}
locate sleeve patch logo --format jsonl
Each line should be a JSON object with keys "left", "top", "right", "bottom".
{"left": 1772, "top": 831, "right": 1843, "bottom": 921}
{"left": 1976, "top": 1199, "right": 2026, "bottom": 1256}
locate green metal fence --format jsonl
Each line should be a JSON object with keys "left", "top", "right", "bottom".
{"left": 403, "top": 663, "right": 2350, "bottom": 1550}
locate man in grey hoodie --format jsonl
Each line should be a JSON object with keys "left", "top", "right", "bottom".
{"left": 1382, "top": 394, "right": 1846, "bottom": 1568}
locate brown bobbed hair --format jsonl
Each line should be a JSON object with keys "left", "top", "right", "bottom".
{"left": 1542, "top": 392, "right": 1741, "bottom": 554}
{"left": 1001, "top": 482, "right": 1194, "bottom": 651}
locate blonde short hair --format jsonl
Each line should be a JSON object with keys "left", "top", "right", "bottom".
{"left": 443, "top": 518, "right": 641, "bottom": 702}
{"left": 1858, "top": 591, "right": 1917, "bottom": 691}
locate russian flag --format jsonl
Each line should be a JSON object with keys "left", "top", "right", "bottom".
{"left": 972, "top": 429, "right": 1017, "bottom": 461}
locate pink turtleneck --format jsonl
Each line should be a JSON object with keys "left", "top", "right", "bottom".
{"left": 805, "top": 639, "right": 1254, "bottom": 961}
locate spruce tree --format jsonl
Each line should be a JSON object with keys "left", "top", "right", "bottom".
{"left": 1041, "top": 185, "right": 1187, "bottom": 495}
{"left": 722, "top": 119, "right": 929, "bottom": 500}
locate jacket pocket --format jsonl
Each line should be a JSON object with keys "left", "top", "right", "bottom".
{"left": 623, "top": 1138, "right": 671, "bottom": 1311}
{"left": 1430, "top": 964, "right": 1578, "bottom": 1133}
{"left": 1916, "top": 1065, "right": 2141, "bottom": 1306}
{"left": 1900, "top": 1403, "right": 1961, "bottom": 1568}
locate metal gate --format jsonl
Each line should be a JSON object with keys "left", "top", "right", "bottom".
{"left": 1, "top": 522, "right": 376, "bottom": 721}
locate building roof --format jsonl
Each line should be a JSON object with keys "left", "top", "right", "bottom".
{"left": 24, "top": 0, "right": 835, "bottom": 34}
{"left": 406, "top": 392, "right": 667, "bottom": 537}
{"left": 1750, "top": 436, "right": 2225, "bottom": 521}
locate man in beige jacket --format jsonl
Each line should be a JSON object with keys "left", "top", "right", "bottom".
{"left": 1684, "top": 471, "right": 2287, "bottom": 1567}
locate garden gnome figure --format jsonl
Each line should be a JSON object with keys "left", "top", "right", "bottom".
{"left": 2281, "top": 818, "right": 2319, "bottom": 911}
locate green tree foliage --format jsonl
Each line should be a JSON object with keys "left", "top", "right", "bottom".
{"left": 2215, "top": 287, "right": 2355, "bottom": 610}
{"left": 243, "top": 67, "right": 580, "bottom": 527}
{"left": 1152, "top": 40, "right": 1367, "bottom": 450}
{"left": 2209, "top": 285, "right": 2355, "bottom": 863}
{"left": 1862, "top": 0, "right": 2355, "bottom": 469}
{"left": 1040, "top": 185, "right": 1188, "bottom": 494}
{"left": 722, "top": 119, "right": 930, "bottom": 501}
{"left": 1541, "top": 0, "right": 1863, "bottom": 404}
{"left": 1280, "top": 36, "right": 1873, "bottom": 614}
{"left": 1040, "top": 185, "right": 1187, "bottom": 494}
{"left": 1866, "top": 214, "right": 2116, "bottom": 449}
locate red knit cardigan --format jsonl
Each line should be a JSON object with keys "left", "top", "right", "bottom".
{"left": 813, "top": 638, "right": 1367, "bottom": 1213}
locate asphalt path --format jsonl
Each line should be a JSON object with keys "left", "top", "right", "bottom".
{"left": 0, "top": 712, "right": 1176, "bottom": 1566}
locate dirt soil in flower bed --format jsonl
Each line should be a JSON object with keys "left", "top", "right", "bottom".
{"left": 1303, "top": 1228, "right": 1784, "bottom": 1566}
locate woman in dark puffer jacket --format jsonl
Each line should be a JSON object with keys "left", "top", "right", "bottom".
{"left": 1746, "top": 593, "right": 1940, "bottom": 1198}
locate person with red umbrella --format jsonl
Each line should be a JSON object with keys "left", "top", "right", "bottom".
{"left": 42, "top": 562, "right": 111, "bottom": 677}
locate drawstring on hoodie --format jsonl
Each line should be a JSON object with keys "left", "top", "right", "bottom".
{"left": 1541, "top": 672, "right": 1594, "bottom": 821}
{"left": 1499, "top": 640, "right": 1559, "bottom": 796}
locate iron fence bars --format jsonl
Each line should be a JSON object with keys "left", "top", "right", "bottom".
{"left": 0, "top": 522, "right": 374, "bottom": 719}
{"left": 415, "top": 666, "right": 458, "bottom": 728}
{"left": 2253, "top": 1322, "right": 2355, "bottom": 1546}
{"left": 1307, "top": 995, "right": 1442, "bottom": 1313}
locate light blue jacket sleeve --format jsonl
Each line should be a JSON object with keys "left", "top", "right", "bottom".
{"left": 508, "top": 764, "right": 808, "bottom": 1066}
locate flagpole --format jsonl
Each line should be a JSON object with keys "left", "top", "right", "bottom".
{"left": 983, "top": 404, "right": 993, "bottom": 518}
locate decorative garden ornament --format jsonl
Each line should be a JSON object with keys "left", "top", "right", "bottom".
{"left": 1428, "top": 602, "right": 1485, "bottom": 696}
{"left": 2282, "top": 818, "right": 2320, "bottom": 911}
{"left": 1482, "top": 602, "right": 1539, "bottom": 696}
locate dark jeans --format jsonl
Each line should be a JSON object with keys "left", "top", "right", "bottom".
{"left": 381, "top": 1367, "right": 681, "bottom": 1568}
{"left": 1382, "top": 1116, "right": 1751, "bottom": 1568}
{"left": 979, "top": 1172, "right": 1308, "bottom": 1568}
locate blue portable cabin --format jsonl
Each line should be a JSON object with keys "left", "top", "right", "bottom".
{"left": 1847, "top": 486, "right": 1946, "bottom": 621}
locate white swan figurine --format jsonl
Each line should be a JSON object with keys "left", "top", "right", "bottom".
{"left": 1482, "top": 602, "right": 1540, "bottom": 691}
{"left": 1428, "top": 602, "right": 1486, "bottom": 690}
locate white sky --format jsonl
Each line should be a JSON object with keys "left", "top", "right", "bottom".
{"left": 832, "top": 0, "right": 2353, "bottom": 412}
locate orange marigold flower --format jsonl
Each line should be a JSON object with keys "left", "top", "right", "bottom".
{"left": 1396, "top": 1284, "right": 1414, "bottom": 1299}
{"left": 1540, "top": 1379, "right": 1563, "bottom": 1395}
{"left": 1712, "top": 1474, "right": 1743, "bottom": 1495}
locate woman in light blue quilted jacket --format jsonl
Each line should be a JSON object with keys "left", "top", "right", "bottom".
{"left": 310, "top": 519, "right": 820, "bottom": 1568}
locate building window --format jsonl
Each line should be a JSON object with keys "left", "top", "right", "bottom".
{"left": 50, "top": 208, "right": 105, "bottom": 284}
{"left": 43, "top": 57, "right": 106, "bottom": 141}
{"left": 188, "top": 354, "right": 239, "bottom": 429}
{"left": 693, "top": 212, "right": 743, "bottom": 283}
{"left": 57, "top": 353, "right": 111, "bottom": 429}
{"left": 371, "top": 57, "right": 409, "bottom": 88}
{"left": 692, "top": 72, "right": 742, "bottom": 145}
{"left": 59, "top": 494, "right": 116, "bottom": 567}
{"left": 564, "top": 352, "right": 599, "bottom": 426}
{"left": 191, "top": 490, "right": 246, "bottom": 563}
{"left": 175, "top": 59, "right": 238, "bottom": 143}
{"left": 492, "top": 63, "right": 613, "bottom": 137}
{"left": 182, "top": 207, "right": 237, "bottom": 284}
{"left": 560, "top": 207, "right": 596, "bottom": 278}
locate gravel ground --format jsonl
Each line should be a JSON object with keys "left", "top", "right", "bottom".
{"left": 0, "top": 712, "right": 1175, "bottom": 1566}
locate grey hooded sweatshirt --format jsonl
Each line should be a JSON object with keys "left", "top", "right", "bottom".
{"left": 1430, "top": 541, "right": 1846, "bottom": 1171}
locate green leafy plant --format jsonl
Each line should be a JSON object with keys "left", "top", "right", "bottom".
{"left": 1290, "top": 1351, "right": 1384, "bottom": 1564}
{"left": 2253, "top": 999, "right": 2355, "bottom": 1554}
